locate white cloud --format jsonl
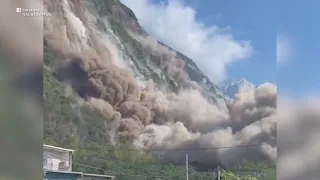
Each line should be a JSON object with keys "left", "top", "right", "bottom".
{"left": 277, "top": 33, "right": 293, "bottom": 66}
{"left": 120, "top": 0, "right": 253, "bottom": 83}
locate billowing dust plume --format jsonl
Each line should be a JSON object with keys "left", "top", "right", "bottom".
{"left": 44, "top": 0, "right": 276, "bottom": 168}
{"left": 134, "top": 83, "right": 276, "bottom": 168}
{"left": 277, "top": 97, "right": 320, "bottom": 180}
{"left": 130, "top": 33, "right": 198, "bottom": 89}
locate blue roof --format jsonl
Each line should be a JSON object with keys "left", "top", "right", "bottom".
{"left": 43, "top": 170, "right": 115, "bottom": 180}
{"left": 44, "top": 170, "right": 83, "bottom": 180}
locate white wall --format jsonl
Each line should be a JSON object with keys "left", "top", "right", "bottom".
{"left": 43, "top": 148, "right": 72, "bottom": 172}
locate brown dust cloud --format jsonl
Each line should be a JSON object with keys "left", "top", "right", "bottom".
{"left": 43, "top": 0, "right": 277, "bottom": 168}
{"left": 43, "top": 1, "right": 319, "bottom": 180}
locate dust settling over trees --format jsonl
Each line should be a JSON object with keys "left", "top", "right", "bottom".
{"left": 43, "top": 0, "right": 276, "bottom": 169}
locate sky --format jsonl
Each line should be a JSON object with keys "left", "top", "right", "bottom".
{"left": 120, "top": 0, "right": 275, "bottom": 86}
{"left": 120, "top": 0, "right": 319, "bottom": 96}
{"left": 277, "top": 0, "right": 320, "bottom": 97}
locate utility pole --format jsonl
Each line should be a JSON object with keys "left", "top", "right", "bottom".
{"left": 186, "top": 154, "right": 189, "bottom": 180}
{"left": 217, "top": 166, "right": 221, "bottom": 180}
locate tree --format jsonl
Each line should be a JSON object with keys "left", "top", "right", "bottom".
{"left": 218, "top": 170, "right": 258, "bottom": 180}
{"left": 220, "top": 170, "right": 239, "bottom": 180}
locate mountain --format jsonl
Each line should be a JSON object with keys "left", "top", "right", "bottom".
{"left": 42, "top": 0, "right": 275, "bottom": 179}
{"left": 86, "top": 0, "right": 227, "bottom": 104}
{"left": 157, "top": 40, "right": 228, "bottom": 104}
{"left": 218, "top": 78, "right": 254, "bottom": 99}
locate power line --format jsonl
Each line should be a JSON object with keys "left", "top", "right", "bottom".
{"left": 45, "top": 152, "right": 275, "bottom": 179}
{"left": 226, "top": 165, "right": 276, "bottom": 172}
{"left": 44, "top": 153, "right": 171, "bottom": 178}
{"left": 44, "top": 133, "right": 275, "bottom": 175}
{"left": 150, "top": 144, "right": 261, "bottom": 151}
{"left": 44, "top": 133, "right": 262, "bottom": 152}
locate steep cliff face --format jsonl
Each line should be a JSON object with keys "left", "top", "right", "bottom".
{"left": 43, "top": 0, "right": 227, "bottom": 144}
{"left": 88, "top": 0, "right": 227, "bottom": 103}
{"left": 43, "top": 0, "right": 276, "bottom": 170}
{"left": 44, "top": 0, "right": 227, "bottom": 103}
{"left": 88, "top": 0, "right": 144, "bottom": 34}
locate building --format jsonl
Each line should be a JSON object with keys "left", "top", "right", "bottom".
{"left": 43, "top": 144, "right": 115, "bottom": 180}
{"left": 44, "top": 170, "right": 83, "bottom": 180}
{"left": 43, "top": 171, "right": 115, "bottom": 180}
{"left": 43, "top": 144, "right": 74, "bottom": 172}
{"left": 83, "top": 173, "right": 115, "bottom": 180}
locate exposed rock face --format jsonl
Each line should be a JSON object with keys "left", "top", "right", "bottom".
{"left": 43, "top": 0, "right": 276, "bottom": 168}
{"left": 88, "top": 0, "right": 144, "bottom": 34}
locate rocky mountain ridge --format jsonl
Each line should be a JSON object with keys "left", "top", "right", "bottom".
{"left": 87, "top": 0, "right": 228, "bottom": 104}
{"left": 218, "top": 78, "right": 255, "bottom": 99}
{"left": 43, "top": 0, "right": 276, "bottom": 174}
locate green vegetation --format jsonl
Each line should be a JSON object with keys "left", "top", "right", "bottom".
{"left": 221, "top": 170, "right": 258, "bottom": 180}
{"left": 43, "top": 0, "right": 276, "bottom": 175}
{"left": 90, "top": 0, "right": 138, "bottom": 23}
{"left": 44, "top": 43, "right": 275, "bottom": 179}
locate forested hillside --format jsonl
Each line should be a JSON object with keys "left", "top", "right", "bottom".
{"left": 44, "top": 40, "right": 274, "bottom": 180}
{"left": 43, "top": 0, "right": 276, "bottom": 179}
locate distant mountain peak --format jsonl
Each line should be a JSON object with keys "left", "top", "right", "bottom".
{"left": 218, "top": 78, "right": 254, "bottom": 99}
